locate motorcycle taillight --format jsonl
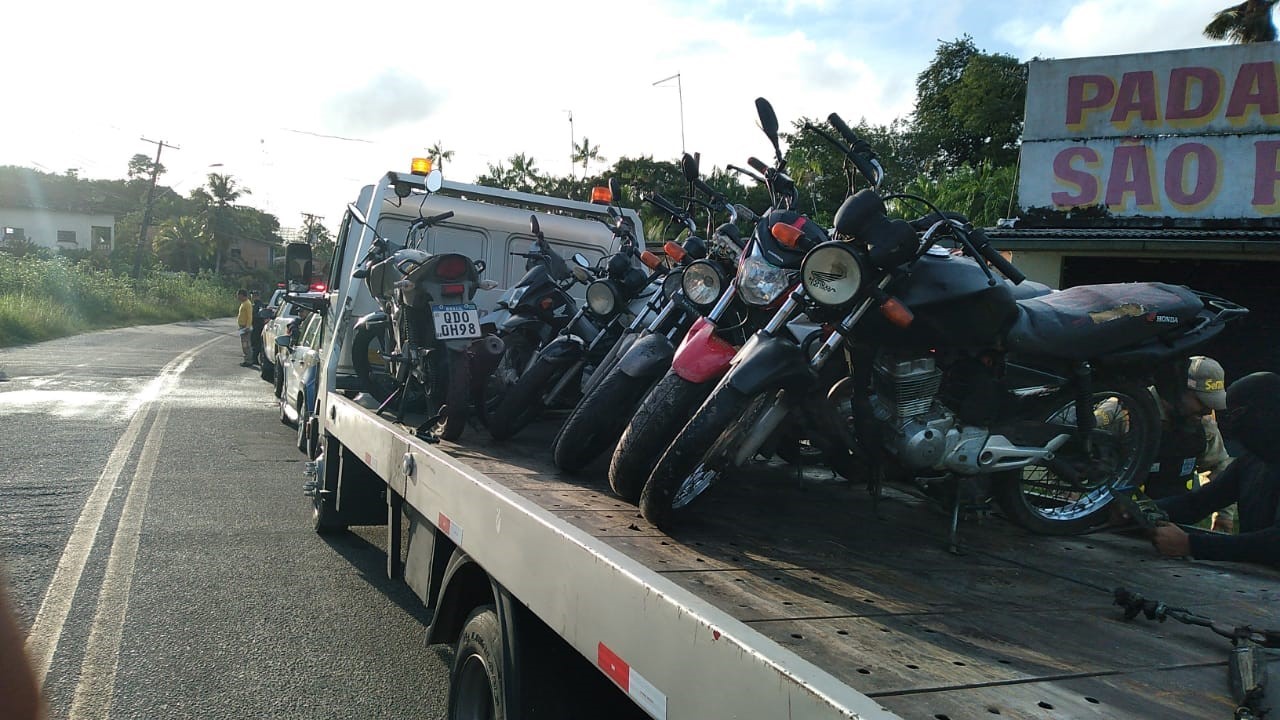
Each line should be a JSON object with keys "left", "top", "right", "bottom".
{"left": 442, "top": 283, "right": 466, "bottom": 296}
{"left": 435, "top": 255, "right": 469, "bottom": 280}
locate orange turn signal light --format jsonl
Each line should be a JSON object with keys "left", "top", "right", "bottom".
{"left": 410, "top": 157, "right": 433, "bottom": 175}
{"left": 640, "top": 250, "right": 663, "bottom": 270}
{"left": 590, "top": 186, "right": 613, "bottom": 204}
{"left": 771, "top": 222, "right": 802, "bottom": 248}
{"left": 880, "top": 297, "right": 914, "bottom": 328}
{"left": 663, "top": 241, "right": 686, "bottom": 263}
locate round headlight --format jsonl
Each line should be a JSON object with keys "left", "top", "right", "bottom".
{"left": 662, "top": 269, "right": 684, "bottom": 300}
{"left": 681, "top": 261, "right": 723, "bottom": 308}
{"left": 801, "top": 242, "right": 864, "bottom": 306}
{"left": 586, "top": 280, "right": 620, "bottom": 317}
{"left": 736, "top": 255, "right": 791, "bottom": 306}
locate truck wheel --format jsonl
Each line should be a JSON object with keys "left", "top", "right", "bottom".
{"left": 313, "top": 438, "right": 348, "bottom": 532}
{"left": 553, "top": 368, "right": 651, "bottom": 474}
{"left": 448, "top": 605, "right": 507, "bottom": 720}
{"left": 486, "top": 355, "right": 558, "bottom": 441}
{"left": 609, "top": 371, "right": 713, "bottom": 504}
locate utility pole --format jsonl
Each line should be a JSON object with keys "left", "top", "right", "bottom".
{"left": 132, "top": 137, "right": 179, "bottom": 279}
{"left": 652, "top": 73, "right": 686, "bottom": 156}
{"left": 563, "top": 110, "right": 575, "bottom": 179}
{"left": 300, "top": 213, "right": 324, "bottom": 244}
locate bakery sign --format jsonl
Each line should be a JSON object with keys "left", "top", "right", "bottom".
{"left": 1019, "top": 43, "right": 1280, "bottom": 219}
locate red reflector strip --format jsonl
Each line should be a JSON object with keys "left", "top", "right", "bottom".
{"left": 437, "top": 512, "right": 463, "bottom": 543}
{"left": 597, "top": 643, "right": 668, "bottom": 718}
{"left": 442, "top": 283, "right": 465, "bottom": 295}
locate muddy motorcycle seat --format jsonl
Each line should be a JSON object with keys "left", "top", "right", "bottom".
{"left": 1005, "top": 282, "right": 1203, "bottom": 361}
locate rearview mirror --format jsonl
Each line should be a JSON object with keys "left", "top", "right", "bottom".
{"left": 681, "top": 153, "right": 700, "bottom": 182}
{"left": 425, "top": 168, "right": 443, "bottom": 193}
{"left": 275, "top": 335, "right": 293, "bottom": 349}
{"left": 284, "top": 242, "right": 313, "bottom": 292}
{"left": 529, "top": 214, "right": 541, "bottom": 236}
{"left": 755, "top": 97, "right": 779, "bottom": 138}
{"left": 572, "top": 253, "right": 590, "bottom": 269}
{"left": 347, "top": 202, "right": 368, "bottom": 228}
{"left": 608, "top": 177, "right": 621, "bottom": 204}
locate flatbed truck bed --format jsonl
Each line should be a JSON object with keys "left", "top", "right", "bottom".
{"left": 319, "top": 392, "right": 1278, "bottom": 720}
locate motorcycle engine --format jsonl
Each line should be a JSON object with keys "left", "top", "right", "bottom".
{"left": 869, "top": 353, "right": 990, "bottom": 473}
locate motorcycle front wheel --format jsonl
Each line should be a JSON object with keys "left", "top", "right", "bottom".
{"left": 640, "top": 382, "right": 764, "bottom": 529}
{"left": 609, "top": 370, "right": 714, "bottom": 504}
{"left": 992, "top": 380, "right": 1160, "bottom": 535}
{"left": 552, "top": 367, "right": 654, "bottom": 474}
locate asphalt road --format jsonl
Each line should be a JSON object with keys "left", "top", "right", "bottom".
{"left": 0, "top": 319, "right": 451, "bottom": 719}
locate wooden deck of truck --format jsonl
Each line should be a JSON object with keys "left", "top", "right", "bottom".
{"left": 325, "top": 391, "right": 1277, "bottom": 720}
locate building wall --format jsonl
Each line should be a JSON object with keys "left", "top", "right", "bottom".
{"left": 0, "top": 208, "right": 115, "bottom": 252}
{"left": 229, "top": 240, "right": 275, "bottom": 271}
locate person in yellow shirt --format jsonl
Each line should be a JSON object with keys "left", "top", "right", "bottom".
{"left": 236, "top": 289, "right": 255, "bottom": 367}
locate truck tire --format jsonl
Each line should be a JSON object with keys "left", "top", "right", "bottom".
{"left": 486, "top": 355, "right": 559, "bottom": 441}
{"left": 448, "top": 605, "right": 507, "bottom": 720}
{"left": 640, "top": 383, "right": 754, "bottom": 529}
{"left": 993, "top": 379, "right": 1160, "bottom": 535}
{"left": 552, "top": 367, "right": 651, "bottom": 474}
{"left": 609, "top": 371, "right": 713, "bottom": 504}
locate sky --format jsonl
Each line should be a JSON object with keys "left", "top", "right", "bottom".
{"left": 0, "top": 0, "right": 1241, "bottom": 234}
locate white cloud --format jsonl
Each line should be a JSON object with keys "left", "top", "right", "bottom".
{"left": 997, "top": 0, "right": 1227, "bottom": 59}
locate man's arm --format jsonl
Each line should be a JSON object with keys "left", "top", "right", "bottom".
{"left": 1157, "top": 459, "right": 1242, "bottom": 525}
{"left": 1197, "top": 415, "right": 1233, "bottom": 480}
{"left": 1187, "top": 526, "right": 1280, "bottom": 566}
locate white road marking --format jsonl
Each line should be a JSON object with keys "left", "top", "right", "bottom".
{"left": 22, "top": 334, "right": 223, "bottom": 687}
{"left": 68, "top": 405, "right": 169, "bottom": 720}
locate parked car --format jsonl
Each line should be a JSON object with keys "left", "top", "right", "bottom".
{"left": 261, "top": 291, "right": 324, "bottom": 391}
{"left": 277, "top": 311, "right": 325, "bottom": 456}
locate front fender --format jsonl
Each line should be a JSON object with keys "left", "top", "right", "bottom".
{"left": 617, "top": 333, "right": 675, "bottom": 379}
{"left": 353, "top": 311, "right": 388, "bottom": 333}
{"left": 671, "top": 317, "right": 737, "bottom": 384}
{"left": 724, "top": 334, "right": 813, "bottom": 396}
{"left": 539, "top": 335, "right": 585, "bottom": 366}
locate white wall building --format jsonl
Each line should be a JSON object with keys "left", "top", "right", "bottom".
{"left": 0, "top": 207, "right": 115, "bottom": 253}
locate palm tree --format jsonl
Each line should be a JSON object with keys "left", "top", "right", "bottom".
{"left": 155, "top": 216, "right": 212, "bottom": 274}
{"left": 1204, "top": 0, "right": 1277, "bottom": 42}
{"left": 427, "top": 141, "right": 455, "bottom": 171}
{"left": 508, "top": 153, "right": 542, "bottom": 193}
{"left": 200, "top": 173, "right": 251, "bottom": 273}
{"left": 572, "top": 137, "right": 605, "bottom": 179}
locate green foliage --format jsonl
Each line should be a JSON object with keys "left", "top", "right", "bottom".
{"left": 895, "top": 163, "right": 1018, "bottom": 228}
{"left": 0, "top": 254, "right": 233, "bottom": 346}
{"left": 1204, "top": 0, "right": 1278, "bottom": 42}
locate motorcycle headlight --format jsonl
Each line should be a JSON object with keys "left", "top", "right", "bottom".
{"left": 801, "top": 242, "right": 865, "bottom": 307}
{"left": 662, "top": 269, "right": 684, "bottom": 300}
{"left": 736, "top": 255, "right": 791, "bottom": 306}
{"left": 681, "top": 260, "right": 723, "bottom": 308}
{"left": 586, "top": 280, "right": 621, "bottom": 317}
{"left": 504, "top": 285, "right": 528, "bottom": 306}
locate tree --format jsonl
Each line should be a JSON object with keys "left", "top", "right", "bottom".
{"left": 572, "top": 137, "right": 605, "bottom": 179}
{"left": 1204, "top": 0, "right": 1278, "bottom": 42}
{"left": 154, "top": 216, "right": 212, "bottom": 274}
{"left": 911, "top": 36, "right": 1027, "bottom": 172}
{"left": 198, "top": 173, "right": 251, "bottom": 273}
{"left": 126, "top": 153, "right": 165, "bottom": 181}
{"left": 427, "top": 141, "right": 455, "bottom": 171}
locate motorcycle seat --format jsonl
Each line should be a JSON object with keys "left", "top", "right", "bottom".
{"left": 1006, "top": 282, "right": 1203, "bottom": 361}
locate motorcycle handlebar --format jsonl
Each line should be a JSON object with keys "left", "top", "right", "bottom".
{"left": 827, "top": 113, "right": 881, "bottom": 187}
{"left": 969, "top": 227, "right": 1025, "bottom": 285}
{"left": 747, "top": 156, "right": 768, "bottom": 174}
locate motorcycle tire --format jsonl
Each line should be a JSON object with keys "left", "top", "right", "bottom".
{"left": 273, "top": 362, "right": 285, "bottom": 399}
{"left": 351, "top": 323, "right": 400, "bottom": 403}
{"left": 486, "top": 355, "right": 559, "bottom": 441}
{"left": 608, "top": 370, "right": 713, "bottom": 504}
{"left": 992, "top": 379, "right": 1161, "bottom": 536}
{"left": 640, "top": 382, "right": 754, "bottom": 529}
{"left": 431, "top": 354, "right": 469, "bottom": 442}
{"left": 552, "top": 368, "right": 653, "bottom": 474}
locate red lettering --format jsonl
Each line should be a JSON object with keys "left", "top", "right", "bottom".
{"left": 1165, "top": 66, "right": 1222, "bottom": 121}
{"left": 1226, "top": 62, "right": 1280, "bottom": 120}
{"left": 1111, "top": 71, "right": 1159, "bottom": 126}
{"left": 1164, "top": 143, "right": 1218, "bottom": 208}
{"left": 1066, "top": 75, "right": 1115, "bottom": 126}
{"left": 1254, "top": 140, "right": 1280, "bottom": 210}
{"left": 1052, "top": 147, "right": 1101, "bottom": 207}
{"left": 1106, "top": 144, "right": 1157, "bottom": 209}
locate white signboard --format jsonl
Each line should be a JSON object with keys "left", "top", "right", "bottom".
{"left": 1019, "top": 44, "right": 1280, "bottom": 219}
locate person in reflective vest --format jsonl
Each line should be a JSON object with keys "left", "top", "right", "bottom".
{"left": 1143, "top": 356, "right": 1233, "bottom": 500}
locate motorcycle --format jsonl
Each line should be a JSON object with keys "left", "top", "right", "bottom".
{"left": 607, "top": 98, "right": 827, "bottom": 503}
{"left": 551, "top": 158, "right": 736, "bottom": 473}
{"left": 639, "top": 105, "right": 1249, "bottom": 544}
{"left": 346, "top": 200, "right": 499, "bottom": 441}
{"left": 487, "top": 182, "right": 664, "bottom": 441}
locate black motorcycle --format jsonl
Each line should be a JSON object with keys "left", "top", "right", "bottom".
{"left": 346, "top": 201, "right": 496, "bottom": 441}
{"left": 640, "top": 106, "right": 1249, "bottom": 542}
{"left": 487, "top": 185, "right": 661, "bottom": 441}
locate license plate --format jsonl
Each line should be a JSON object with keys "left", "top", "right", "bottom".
{"left": 432, "top": 303, "right": 482, "bottom": 340}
